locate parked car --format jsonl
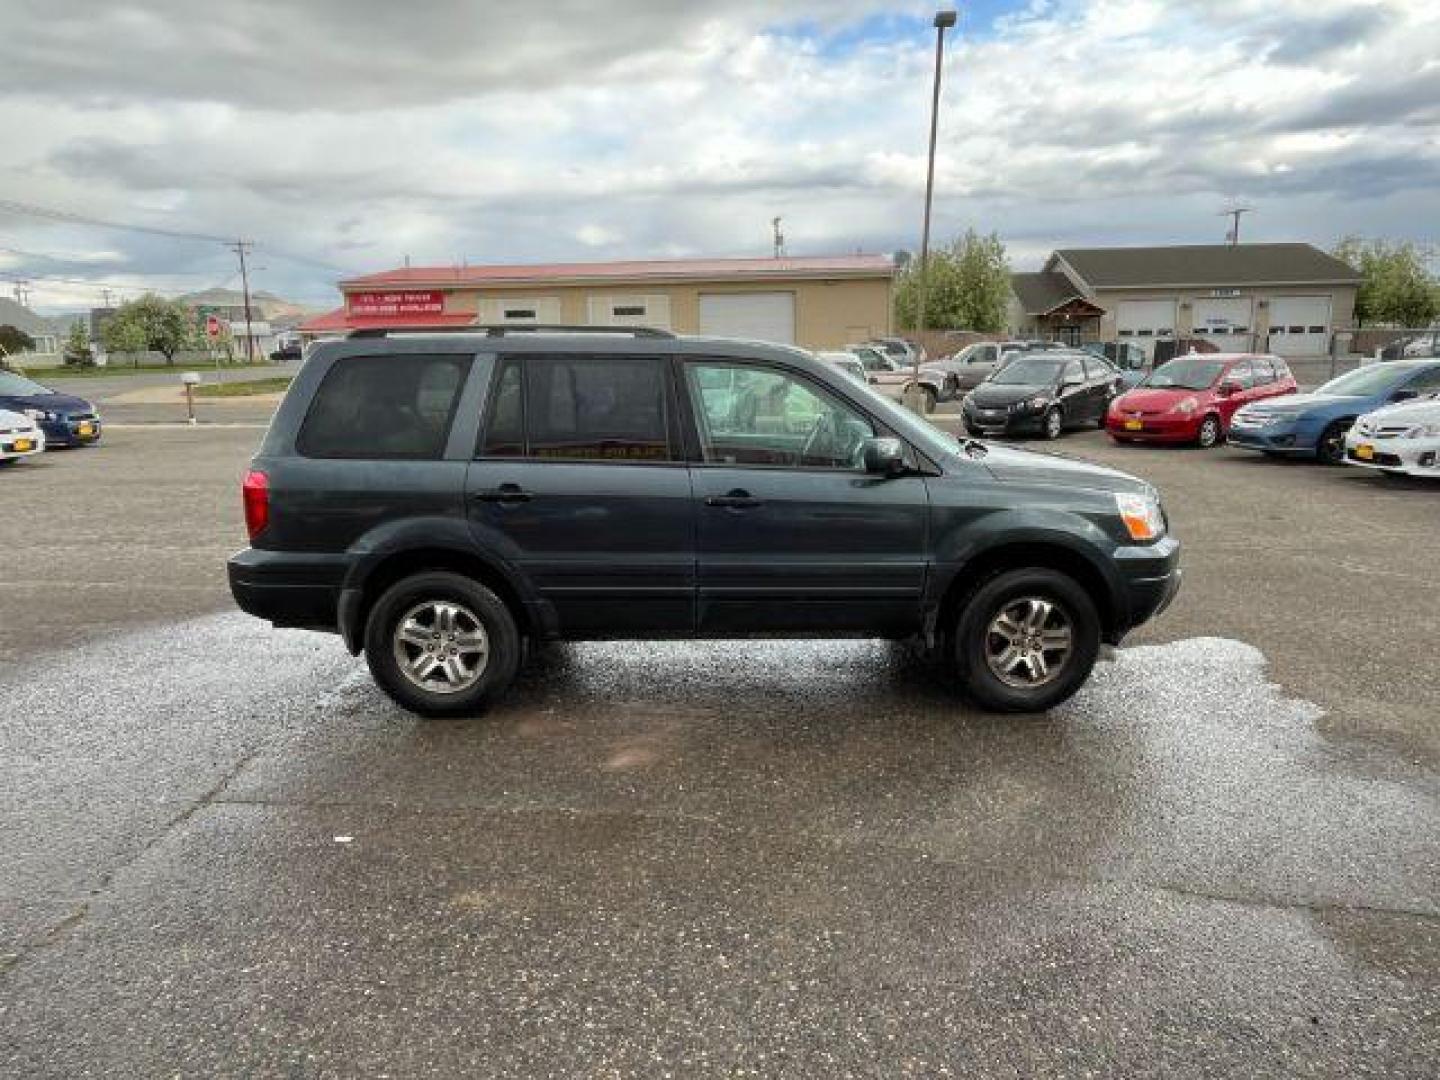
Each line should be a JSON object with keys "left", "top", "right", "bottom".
{"left": 1105, "top": 354, "right": 1297, "bottom": 448}
{"left": 846, "top": 343, "right": 911, "bottom": 389}
{"left": 1343, "top": 392, "right": 1440, "bottom": 479}
{"left": 1082, "top": 342, "right": 1150, "bottom": 387}
{"left": 270, "top": 340, "right": 303, "bottom": 363}
{"left": 1228, "top": 360, "right": 1440, "bottom": 464}
{"left": 1402, "top": 331, "right": 1440, "bottom": 358}
{"left": 0, "top": 370, "right": 102, "bottom": 448}
{"left": 962, "top": 351, "right": 1123, "bottom": 440}
{"left": 229, "top": 327, "right": 1180, "bottom": 717}
{"left": 0, "top": 407, "right": 45, "bottom": 465}
{"left": 864, "top": 337, "right": 927, "bottom": 369}
{"left": 815, "top": 350, "right": 867, "bottom": 383}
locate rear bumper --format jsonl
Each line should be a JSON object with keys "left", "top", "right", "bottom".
{"left": 1110, "top": 535, "right": 1182, "bottom": 642}
{"left": 227, "top": 547, "right": 351, "bottom": 632}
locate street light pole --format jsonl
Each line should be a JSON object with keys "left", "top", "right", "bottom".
{"left": 913, "top": 9, "right": 957, "bottom": 377}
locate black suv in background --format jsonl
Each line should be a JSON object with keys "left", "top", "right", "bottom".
{"left": 229, "top": 328, "right": 1180, "bottom": 716}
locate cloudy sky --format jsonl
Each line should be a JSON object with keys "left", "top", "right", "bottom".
{"left": 0, "top": 0, "right": 1436, "bottom": 312}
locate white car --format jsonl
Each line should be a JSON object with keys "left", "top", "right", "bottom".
{"left": 0, "top": 407, "right": 45, "bottom": 465}
{"left": 814, "top": 350, "right": 867, "bottom": 383}
{"left": 1343, "top": 394, "right": 1440, "bottom": 479}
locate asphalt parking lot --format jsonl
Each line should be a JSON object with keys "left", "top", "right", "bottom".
{"left": 2, "top": 422, "right": 1438, "bottom": 1077}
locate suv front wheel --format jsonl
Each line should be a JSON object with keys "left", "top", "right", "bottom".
{"left": 953, "top": 568, "right": 1101, "bottom": 712}
{"left": 364, "top": 571, "right": 522, "bottom": 717}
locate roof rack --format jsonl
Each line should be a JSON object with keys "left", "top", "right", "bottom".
{"left": 348, "top": 324, "right": 676, "bottom": 340}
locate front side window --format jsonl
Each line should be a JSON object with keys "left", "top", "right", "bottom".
{"left": 523, "top": 355, "right": 670, "bottom": 462}
{"left": 297, "top": 354, "right": 469, "bottom": 459}
{"left": 685, "top": 362, "right": 874, "bottom": 469}
{"left": 1225, "top": 361, "right": 1256, "bottom": 389}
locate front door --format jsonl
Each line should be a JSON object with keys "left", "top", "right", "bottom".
{"left": 466, "top": 353, "right": 694, "bottom": 637}
{"left": 680, "top": 359, "right": 930, "bottom": 636}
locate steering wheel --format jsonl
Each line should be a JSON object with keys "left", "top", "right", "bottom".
{"left": 800, "top": 412, "right": 834, "bottom": 463}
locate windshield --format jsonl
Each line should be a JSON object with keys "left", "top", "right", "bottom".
{"left": 990, "top": 355, "right": 1064, "bottom": 386}
{"left": 1315, "top": 365, "right": 1421, "bottom": 397}
{"left": 0, "top": 371, "right": 53, "bottom": 396}
{"left": 1142, "top": 358, "right": 1226, "bottom": 391}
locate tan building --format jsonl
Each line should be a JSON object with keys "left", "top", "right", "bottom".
{"left": 301, "top": 255, "right": 895, "bottom": 349}
{"left": 1010, "top": 244, "right": 1361, "bottom": 358}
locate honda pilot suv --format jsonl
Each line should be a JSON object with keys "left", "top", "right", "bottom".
{"left": 229, "top": 328, "right": 1180, "bottom": 716}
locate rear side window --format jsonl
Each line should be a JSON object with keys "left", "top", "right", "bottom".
{"left": 1251, "top": 357, "right": 1275, "bottom": 384}
{"left": 478, "top": 354, "right": 671, "bottom": 462}
{"left": 297, "top": 354, "right": 469, "bottom": 459}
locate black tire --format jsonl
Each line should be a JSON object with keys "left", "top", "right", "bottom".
{"left": 1196, "top": 413, "right": 1223, "bottom": 448}
{"left": 1111, "top": 435, "right": 1134, "bottom": 445}
{"left": 952, "top": 568, "right": 1102, "bottom": 713}
{"left": 1042, "top": 406, "right": 1063, "bottom": 440}
{"left": 363, "top": 571, "right": 522, "bottom": 717}
{"left": 1317, "top": 420, "right": 1349, "bottom": 465}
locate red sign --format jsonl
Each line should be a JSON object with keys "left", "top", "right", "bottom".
{"left": 347, "top": 290, "right": 445, "bottom": 318}
{"left": 205, "top": 315, "right": 222, "bottom": 339}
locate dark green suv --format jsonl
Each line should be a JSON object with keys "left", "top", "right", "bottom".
{"left": 229, "top": 327, "right": 1180, "bottom": 716}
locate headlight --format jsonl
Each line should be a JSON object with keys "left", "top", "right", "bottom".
{"left": 22, "top": 408, "right": 52, "bottom": 421}
{"left": 1115, "top": 491, "right": 1165, "bottom": 542}
{"left": 1170, "top": 397, "right": 1198, "bottom": 416}
{"left": 1403, "top": 424, "right": 1440, "bottom": 439}
{"left": 1023, "top": 395, "right": 1050, "bottom": 411}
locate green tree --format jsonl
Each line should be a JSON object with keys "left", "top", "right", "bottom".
{"left": 1333, "top": 237, "right": 1439, "bottom": 327}
{"left": 63, "top": 321, "right": 95, "bottom": 367}
{"left": 100, "top": 294, "right": 196, "bottom": 365}
{"left": 0, "top": 324, "right": 36, "bottom": 355}
{"left": 894, "top": 229, "right": 1011, "bottom": 332}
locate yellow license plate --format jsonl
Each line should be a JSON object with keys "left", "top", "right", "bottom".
{"left": 13, "top": 439, "right": 32, "bottom": 452}
{"left": 1355, "top": 444, "right": 1374, "bottom": 460}
{"left": 1124, "top": 419, "right": 1143, "bottom": 431}
{"left": 77, "top": 423, "right": 94, "bottom": 436}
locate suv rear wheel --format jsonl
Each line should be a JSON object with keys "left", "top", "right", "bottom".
{"left": 364, "top": 571, "right": 521, "bottom": 717}
{"left": 953, "top": 568, "right": 1101, "bottom": 712}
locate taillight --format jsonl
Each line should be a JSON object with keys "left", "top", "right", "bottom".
{"left": 242, "top": 469, "right": 269, "bottom": 540}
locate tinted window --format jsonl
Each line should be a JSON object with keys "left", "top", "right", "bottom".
{"left": 480, "top": 359, "right": 524, "bottom": 457}
{"left": 1405, "top": 367, "right": 1440, "bottom": 393}
{"left": 685, "top": 362, "right": 873, "bottom": 469}
{"left": 524, "top": 355, "right": 670, "bottom": 462}
{"left": 297, "top": 354, "right": 468, "bottom": 459}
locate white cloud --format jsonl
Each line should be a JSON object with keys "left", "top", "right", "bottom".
{"left": 0, "top": 0, "right": 1435, "bottom": 310}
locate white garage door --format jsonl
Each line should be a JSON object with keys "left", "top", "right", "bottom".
{"left": 1192, "top": 297, "right": 1254, "bottom": 352}
{"left": 1116, "top": 299, "right": 1177, "bottom": 358}
{"left": 1267, "top": 297, "right": 1331, "bottom": 357}
{"left": 698, "top": 292, "right": 795, "bottom": 344}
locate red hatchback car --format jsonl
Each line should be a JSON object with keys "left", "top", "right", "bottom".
{"left": 1105, "top": 353, "right": 1298, "bottom": 447}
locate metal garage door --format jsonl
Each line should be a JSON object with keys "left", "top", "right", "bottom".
{"left": 698, "top": 292, "right": 795, "bottom": 344}
{"left": 1192, "top": 297, "right": 1253, "bottom": 352}
{"left": 1267, "top": 297, "right": 1331, "bottom": 357}
{"left": 1116, "top": 300, "right": 1177, "bottom": 358}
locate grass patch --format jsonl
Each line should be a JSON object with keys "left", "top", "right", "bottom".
{"left": 193, "top": 376, "right": 294, "bottom": 398}
{"left": 32, "top": 362, "right": 284, "bottom": 380}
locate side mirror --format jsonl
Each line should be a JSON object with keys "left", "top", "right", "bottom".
{"left": 1218, "top": 381, "right": 1242, "bottom": 397}
{"left": 863, "top": 436, "right": 906, "bottom": 477}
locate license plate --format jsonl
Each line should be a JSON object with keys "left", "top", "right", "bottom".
{"left": 77, "top": 423, "right": 94, "bottom": 436}
{"left": 1355, "top": 444, "right": 1374, "bottom": 461}
{"left": 12, "top": 439, "right": 33, "bottom": 452}
{"left": 1124, "top": 419, "right": 1143, "bottom": 431}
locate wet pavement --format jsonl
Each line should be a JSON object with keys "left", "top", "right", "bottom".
{"left": 2, "top": 426, "right": 1438, "bottom": 1076}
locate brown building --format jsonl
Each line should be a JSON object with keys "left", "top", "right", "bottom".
{"left": 301, "top": 255, "right": 895, "bottom": 348}
{"left": 1010, "top": 244, "right": 1362, "bottom": 357}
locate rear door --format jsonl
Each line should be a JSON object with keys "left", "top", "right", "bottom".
{"left": 466, "top": 352, "right": 694, "bottom": 637}
{"left": 681, "top": 358, "right": 929, "bottom": 636}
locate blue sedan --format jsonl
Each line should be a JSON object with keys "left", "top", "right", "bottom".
{"left": 1227, "top": 360, "right": 1440, "bottom": 464}
{"left": 0, "top": 369, "right": 102, "bottom": 448}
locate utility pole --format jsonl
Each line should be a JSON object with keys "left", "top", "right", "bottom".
{"left": 12, "top": 280, "right": 31, "bottom": 307}
{"left": 914, "top": 10, "right": 958, "bottom": 377}
{"left": 101, "top": 287, "right": 114, "bottom": 308}
{"left": 1221, "top": 207, "right": 1253, "bottom": 246}
{"left": 229, "top": 239, "right": 256, "bottom": 364}
{"left": 772, "top": 217, "right": 785, "bottom": 259}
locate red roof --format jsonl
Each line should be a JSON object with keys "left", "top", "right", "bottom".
{"left": 341, "top": 254, "right": 894, "bottom": 289}
{"left": 298, "top": 308, "right": 478, "bottom": 333}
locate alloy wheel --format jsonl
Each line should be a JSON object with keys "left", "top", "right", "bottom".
{"left": 1044, "top": 408, "right": 1062, "bottom": 439}
{"left": 391, "top": 600, "right": 490, "bottom": 694}
{"left": 1198, "top": 416, "right": 1221, "bottom": 447}
{"left": 983, "top": 597, "right": 1073, "bottom": 689}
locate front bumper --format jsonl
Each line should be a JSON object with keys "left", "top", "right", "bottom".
{"left": 1343, "top": 434, "right": 1440, "bottom": 477}
{"left": 228, "top": 547, "right": 352, "bottom": 632}
{"left": 963, "top": 402, "right": 1050, "bottom": 436}
{"left": 38, "top": 415, "right": 102, "bottom": 447}
{"left": 1226, "top": 420, "right": 1315, "bottom": 455}
{"left": 1104, "top": 414, "right": 1201, "bottom": 443}
{"left": 0, "top": 428, "right": 45, "bottom": 459}
{"left": 1111, "top": 534, "right": 1182, "bottom": 641}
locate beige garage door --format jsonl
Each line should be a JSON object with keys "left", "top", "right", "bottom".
{"left": 698, "top": 292, "right": 796, "bottom": 344}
